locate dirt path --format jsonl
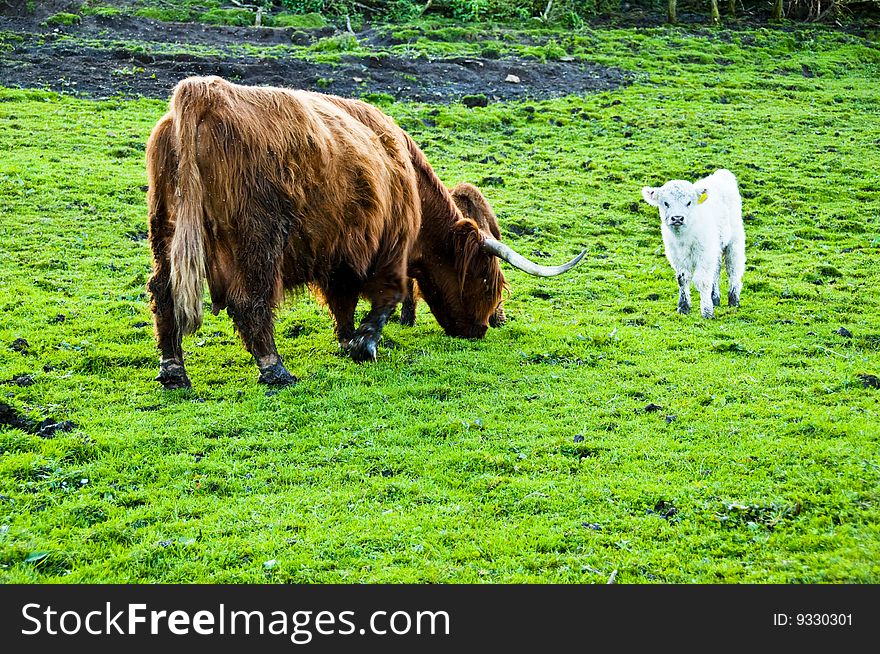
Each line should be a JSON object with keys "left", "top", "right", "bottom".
{"left": 0, "top": 13, "right": 631, "bottom": 103}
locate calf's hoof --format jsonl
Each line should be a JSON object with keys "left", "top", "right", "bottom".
{"left": 348, "top": 334, "right": 378, "bottom": 363}
{"left": 712, "top": 294, "right": 721, "bottom": 307}
{"left": 677, "top": 304, "right": 691, "bottom": 316}
{"left": 728, "top": 291, "right": 740, "bottom": 307}
{"left": 258, "top": 362, "right": 297, "bottom": 386}
{"left": 701, "top": 308, "right": 715, "bottom": 319}
{"left": 156, "top": 361, "right": 192, "bottom": 390}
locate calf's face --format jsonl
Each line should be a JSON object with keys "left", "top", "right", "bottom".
{"left": 641, "top": 180, "right": 707, "bottom": 230}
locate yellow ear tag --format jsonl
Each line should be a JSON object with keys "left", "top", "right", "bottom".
{"left": 697, "top": 192, "right": 708, "bottom": 205}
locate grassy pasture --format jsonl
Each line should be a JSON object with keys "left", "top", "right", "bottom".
{"left": 0, "top": 24, "right": 879, "bottom": 583}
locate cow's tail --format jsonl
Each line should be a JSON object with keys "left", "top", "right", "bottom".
{"left": 168, "top": 78, "right": 210, "bottom": 336}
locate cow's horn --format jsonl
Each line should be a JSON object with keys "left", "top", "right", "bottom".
{"left": 481, "top": 237, "right": 586, "bottom": 277}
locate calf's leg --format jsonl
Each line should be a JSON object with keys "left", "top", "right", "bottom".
{"left": 711, "top": 260, "right": 722, "bottom": 307}
{"left": 693, "top": 267, "right": 716, "bottom": 319}
{"left": 724, "top": 242, "right": 745, "bottom": 307}
{"left": 676, "top": 270, "right": 692, "bottom": 315}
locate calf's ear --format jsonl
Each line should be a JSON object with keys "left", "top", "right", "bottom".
{"left": 641, "top": 186, "right": 660, "bottom": 206}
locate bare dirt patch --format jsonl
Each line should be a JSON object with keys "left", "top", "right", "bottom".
{"left": 0, "top": 14, "right": 631, "bottom": 103}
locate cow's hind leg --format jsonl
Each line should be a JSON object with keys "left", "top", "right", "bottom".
{"left": 147, "top": 118, "right": 192, "bottom": 389}
{"left": 149, "top": 255, "right": 191, "bottom": 389}
{"left": 148, "top": 185, "right": 191, "bottom": 389}
{"left": 348, "top": 265, "right": 405, "bottom": 363}
{"left": 228, "top": 294, "right": 295, "bottom": 385}
{"left": 227, "top": 251, "right": 296, "bottom": 386}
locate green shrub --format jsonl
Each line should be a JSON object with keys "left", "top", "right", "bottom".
{"left": 310, "top": 33, "right": 360, "bottom": 53}
{"left": 281, "top": 0, "right": 333, "bottom": 12}
{"left": 276, "top": 0, "right": 625, "bottom": 24}
{"left": 199, "top": 8, "right": 256, "bottom": 27}
{"left": 81, "top": 3, "right": 123, "bottom": 18}
{"left": 42, "top": 12, "right": 81, "bottom": 27}
{"left": 269, "top": 12, "right": 328, "bottom": 28}
{"left": 360, "top": 91, "right": 396, "bottom": 106}
{"left": 133, "top": 8, "right": 193, "bottom": 22}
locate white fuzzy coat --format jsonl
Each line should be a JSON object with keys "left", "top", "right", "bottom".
{"left": 642, "top": 169, "right": 745, "bottom": 318}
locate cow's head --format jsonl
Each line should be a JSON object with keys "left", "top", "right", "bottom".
{"left": 641, "top": 180, "right": 707, "bottom": 231}
{"left": 451, "top": 183, "right": 508, "bottom": 328}
{"left": 412, "top": 183, "right": 585, "bottom": 339}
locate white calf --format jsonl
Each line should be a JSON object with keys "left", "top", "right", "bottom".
{"left": 641, "top": 169, "right": 745, "bottom": 319}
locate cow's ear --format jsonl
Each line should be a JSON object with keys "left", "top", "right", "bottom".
{"left": 641, "top": 187, "right": 660, "bottom": 206}
{"left": 452, "top": 183, "right": 501, "bottom": 239}
{"left": 452, "top": 185, "right": 478, "bottom": 219}
{"left": 695, "top": 186, "right": 709, "bottom": 205}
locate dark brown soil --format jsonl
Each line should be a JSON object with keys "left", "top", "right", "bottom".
{"left": 0, "top": 13, "right": 632, "bottom": 103}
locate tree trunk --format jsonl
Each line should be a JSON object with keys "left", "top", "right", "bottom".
{"left": 728, "top": 0, "right": 736, "bottom": 16}
{"left": 772, "top": 0, "right": 784, "bottom": 20}
{"left": 668, "top": 0, "right": 677, "bottom": 24}
{"left": 710, "top": 0, "right": 721, "bottom": 24}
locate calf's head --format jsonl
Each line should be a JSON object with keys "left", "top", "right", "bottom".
{"left": 641, "top": 180, "right": 708, "bottom": 230}
{"left": 413, "top": 183, "right": 585, "bottom": 339}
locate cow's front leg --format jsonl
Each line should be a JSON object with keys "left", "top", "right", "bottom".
{"left": 399, "top": 278, "right": 417, "bottom": 327}
{"left": 228, "top": 296, "right": 296, "bottom": 386}
{"left": 348, "top": 271, "right": 405, "bottom": 364}
{"left": 348, "top": 303, "right": 396, "bottom": 363}
{"left": 676, "top": 270, "right": 692, "bottom": 315}
{"left": 319, "top": 267, "right": 361, "bottom": 349}
{"left": 328, "top": 292, "right": 358, "bottom": 349}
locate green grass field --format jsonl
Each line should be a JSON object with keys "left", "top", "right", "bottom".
{"left": 1, "top": 23, "right": 879, "bottom": 582}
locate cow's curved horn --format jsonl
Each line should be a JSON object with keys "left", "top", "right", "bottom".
{"left": 481, "top": 238, "right": 586, "bottom": 277}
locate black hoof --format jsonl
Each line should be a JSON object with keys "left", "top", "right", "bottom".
{"left": 348, "top": 334, "right": 378, "bottom": 363}
{"left": 156, "top": 362, "right": 192, "bottom": 390}
{"left": 399, "top": 311, "right": 416, "bottom": 327}
{"left": 712, "top": 295, "right": 721, "bottom": 307}
{"left": 728, "top": 291, "right": 740, "bottom": 307}
{"left": 702, "top": 309, "right": 715, "bottom": 319}
{"left": 258, "top": 362, "right": 297, "bottom": 386}
{"left": 399, "top": 297, "right": 416, "bottom": 327}
{"left": 677, "top": 304, "right": 691, "bottom": 315}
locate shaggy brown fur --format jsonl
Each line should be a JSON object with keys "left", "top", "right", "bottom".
{"left": 147, "top": 76, "right": 506, "bottom": 388}
{"left": 323, "top": 95, "right": 508, "bottom": 336}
